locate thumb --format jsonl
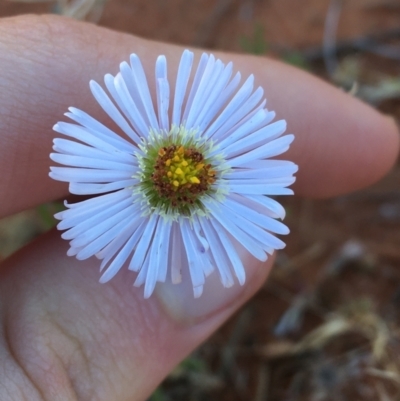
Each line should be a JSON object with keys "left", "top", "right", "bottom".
{"left": 0, "top": 231, "right": 270, "bottom": 401}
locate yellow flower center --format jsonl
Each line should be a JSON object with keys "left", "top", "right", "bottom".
{"left": 151, "top": 145, "right": 216, "bottom": 207}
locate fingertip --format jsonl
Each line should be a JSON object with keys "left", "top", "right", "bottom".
{"left": 379, "top": 115, "right": 400, "bottom": 172}
{"left": 337, "top": 105, "right": 399, "bottom": 195}
{"left": 289, "top": 87, "right": 399, "bottom": 198}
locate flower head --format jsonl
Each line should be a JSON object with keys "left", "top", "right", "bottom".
{"left": 49, "top": 50, "right": 297, "bottom": 298}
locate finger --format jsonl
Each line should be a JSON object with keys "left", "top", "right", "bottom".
{"left": 0, "top": 230, "right": 271, "bottom": 400}
{"left": 0, "top": 15, "right": 398, "bottom": 219}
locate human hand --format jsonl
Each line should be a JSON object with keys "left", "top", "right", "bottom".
{"left": 0, "top": 15, "right": 398, "bottom": 401}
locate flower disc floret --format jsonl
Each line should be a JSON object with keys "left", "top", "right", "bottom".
{"left": 152, "top": 145, "right": 215, "bottom": 203}
{"left": 136, "top": 126, "right": 223, "bottom": 217}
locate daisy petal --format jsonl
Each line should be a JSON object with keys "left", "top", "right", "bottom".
{"left": 209, "top": 219, "right": 246, "bottom": 285}
{"left": 199, "top": 218, "right": 235, "bottom": 288}
{"left": 66, "top": 107, "right": 135, "bottom": 152}
{"left": 180, "top": 219, "right": 206, "bottom": 297}
{"left": 129, "top": 214, "right": 159, "bottom": 272}
{"left": 90, "top": 80, "right": 141, "bottom": 142}
{"left": 169, "top": 223, "right": 183, "bottom": 284}
{"left": 203, "top": 74, "right": 254, "bottom": 139}
{"left": 155, "top": 55, "right": 170, "bottom": 130}
{"left": 227, "top": 134, "right": 295, "bottom": 167}
{"left": 172, "top": 49, "right": 194, "bottom": 126}
{"left": 99, "top": 219, "right": 147, "bottom": 283}
{"left": 224, "top": 196, "right": 289, "bottom": 235}
{"left": 129, "top": 54, "right": 159, "bottom": 131}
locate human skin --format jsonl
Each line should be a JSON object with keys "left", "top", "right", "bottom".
{"left": 0, "top": 14, "right": 398, "bottom": 401}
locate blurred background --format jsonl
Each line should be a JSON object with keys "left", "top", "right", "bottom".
{"left": 1, "top": 1, "right": 400, "bottom": 400}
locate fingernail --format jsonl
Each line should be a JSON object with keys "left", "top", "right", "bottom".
{"left": 155, "top": 248, "right": 272, "bottom": 324}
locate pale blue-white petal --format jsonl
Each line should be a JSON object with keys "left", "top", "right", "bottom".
{"left": 182, "top": 52, "right": 208, "bottom": 122}
{"left": 61, "top": 196, "right": 133, "bottom": 240}
{"left": 119, "top": 61, "right": 146, "bottom": 115}
{"left": 191, "top": 216, "right": 214, "bottom": 277}
{"left": 129, "top": 54, "right": 159, "bottom": 130}
{"left": 192, "top": 217, "right": 210, "bottom": 253}
{"left": 199, "top": 71, "right": 241, "bottom": 132}
{"left": 193, "top": 286, "right": 204, "bottom": 298}
{"left": 222, "top": 120, "right": 287, "bottom": 158}
{"left": 129, "top": 214, "right": 158, "bottom": 272}
{"left": 208, "top": 88, "right": 267, "bottom": 143}
{"left": 212, "top": 105, "right": 274, "bottom": 147}
{"left": 226, "top": 162, "right": 298, "bottom": 179}
{"left": 99, "top": 219, "right": 147, "bottom": 283}
{"left": 228, "top": 183, "right": 295, "bottom": 195}
{"left": 50, "top": 153, "right": 136, "bottom": 172}
{"left": 50, "top": 167, "right": 134, "bottom": 183}
{"left": 110, "top": 73, "right": 150, "bottom": 138}
{"left": 205, "top": 200, "right": 267, "bottom": 261}
{"left": 144, "top": 217, "right": 164, "bottom": 298}
{"left": 245, "top": 195, "right": 286, "bottom": 219}
{"left": 223, "top": 196, "right": 289, "bottom": 235}
{"left": 202, "top": 74, "right": 254, "bottom": 139}
{"left": 209, "top": 218, "right": 246, "bottom": 285}
{"left": 227, "top": 134, "right": 295, "bottom": 167}
{"left": 180, "top": 219, "right": 205, "bottom": 297}
{"left": 199, "top": 218, "right": 235, "bottom": 287}
{"left": 53, "top": 138, "right": 136, "bottom": 164}
{"left": 90, "top": 80, "right": 141, "bottom": 142}
{"left": 66, "top": 107, "right": 135, "bottom": 152}
{"left": 156, "top": 219, "right": 172, "bottom": 282}
{"left": 214, "top": 108, "right": 268, "bottom": 152}
{"left": 56, "top": 188, "right": 124, "bottom": 215}
{"left": 97, "top": 208, "right": 144, "bottom": 264}
{"left": 68, "top": 179, "right": 137, "bottom": 195}
{"left": 54, "top": 122, "right": 126, "bottom": 154}
{"left": 170, "top": 222, "right": 186, "bottom": 284}
{"left": 185, "top": 55, "right": 218, "bottom": 128}
{"left": 143, "top": 219, "right": 174, "bottom": 297}
{"left": 172, "top": 50, "right": 194, "bottom": 126}
{"left": 76, "top": 212, "right": 136, "bottom": 260}
{"left": 56, "top": 189, "right": 130, "bottom": 216}
{"left": 218, "top": 203, "right": 286, "bottom": 250}
{"left": 228, "top": 193, "right": 286, "bottom": 220}
{"left": 193, "top": 62, "right": 233, "bottom": 130}
{"left": 133, "top": 250, "right": 151, "bottom": 288}
{"left": 227, "top": 176, "right": 296, "bottom": 187}
{"left": 67, "top": 246, "right": 83, "bottom": 257}
{"left": 155, "top": 55, "right": 170, "bottom": 130}
{"left": 70, "top": 203, "right": 136, "bottom": 248}
{"left": 238, "top": 159, "right": 296, "bottom": 170}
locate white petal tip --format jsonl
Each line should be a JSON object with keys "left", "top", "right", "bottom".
{"left": 144, "top": 287, "right": 155, "bottom": 299}
{"left": 223, "top": 280, "right": 235, "bottom": 288}
{"left": 66, "top": 248, "right": 77, "bottom": 257}
{"left": 171, "top": 269, "right": 182, "bottom": 284}
{"left": 53, "top": 213, "right": 63, "bottom": 221}
{"left": 99, "top": 276, "right": 110, "bottom": 284}
{"left": 193, "top": 286, "right": 203, "bottom": 298}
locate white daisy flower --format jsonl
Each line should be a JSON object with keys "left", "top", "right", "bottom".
{"left": 49, "top": 49, "right": 298, "bottom": 298}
